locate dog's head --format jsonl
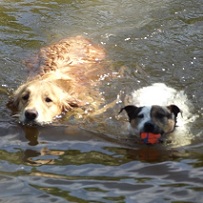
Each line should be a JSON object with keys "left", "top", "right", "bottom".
{"left": 120, "top": 104, "right": 181, "bottom": 138}
{"left": 9, "top": 79, "right": 83, "bottom": 125}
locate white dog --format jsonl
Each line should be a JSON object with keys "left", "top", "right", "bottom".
{"left": 120, "top": 83, "right": 197, "bottom": 146}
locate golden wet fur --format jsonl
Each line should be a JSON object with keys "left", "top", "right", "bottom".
{"left": 9, "top": 36, "right": 106, "bottom": 124}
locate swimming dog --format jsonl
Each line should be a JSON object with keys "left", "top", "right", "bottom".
{"left": 8, "top": 36, "right": 106, "bottom": 125}
{"left": 119, "top": 83, "right": 196, "bottom": 145}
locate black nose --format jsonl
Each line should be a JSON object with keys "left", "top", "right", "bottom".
{"left": 144, "top": 122, "right": 155, "bottom": 132}
{"left": 25, "top": 109, "right": 38, "bottom": 121}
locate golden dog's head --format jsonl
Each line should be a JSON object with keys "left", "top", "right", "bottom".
{"left": 9, "top": 78, "right": 84, "bottom": 125}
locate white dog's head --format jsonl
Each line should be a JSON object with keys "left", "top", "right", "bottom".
{"left": 120, "top": 104, "right": 181, "bottom": 144}
{"left": 119, "top": 83, "right": 198, "bottom": 145}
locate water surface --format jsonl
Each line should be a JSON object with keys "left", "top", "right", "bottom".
{"left": 0, "top": 0, "right": 203, "bottom": 202}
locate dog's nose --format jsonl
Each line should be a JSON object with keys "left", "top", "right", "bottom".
{"left": 25, "top": 109, "right": 38, "bottom": 121}
{"left": 144, "top": 122, "right": 155, "bottom": 132}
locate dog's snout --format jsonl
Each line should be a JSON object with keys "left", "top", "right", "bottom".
{"left": 144, "top": 122, "right": 155, "bottom": 132}
{"left": 25, "top": 109, "right": 38, "bottom": 121}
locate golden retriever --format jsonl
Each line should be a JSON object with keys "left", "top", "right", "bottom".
{"left": 9, "top": 36, "right": 106, "bottom": 125}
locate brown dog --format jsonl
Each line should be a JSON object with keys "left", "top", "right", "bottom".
{"left": 9, "top": 36, "right": 106, "bottom": 125}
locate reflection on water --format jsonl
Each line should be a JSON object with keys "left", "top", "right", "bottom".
{"left": 0, "top": 0, "right": 203, "bottom": 202}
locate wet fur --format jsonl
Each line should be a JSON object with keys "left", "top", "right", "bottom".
{"left": 9, "top": 36, "right": 106, "bottom": 124}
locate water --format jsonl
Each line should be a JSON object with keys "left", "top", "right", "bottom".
{"left": 0, "top": 0, "right": 203, "bottom": 202}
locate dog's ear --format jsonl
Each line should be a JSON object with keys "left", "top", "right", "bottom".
{"left": 167, "top": 104, "right": 182, "bottom": 117}
{"left": 8, "top": 83, "right": 28, "bottom": 108}
{"left": 119, "top": 105, "right": 140, "bottom": 121}
{"left": 7, "top": 98, "right": 17, "bottom": 111}
{"left": 53, "top": 79, "right": 84, "bottom": 111}
{"left": 61, "top": 94, "right": 84, "bottom": 112}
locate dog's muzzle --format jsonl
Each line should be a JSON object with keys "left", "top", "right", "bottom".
{"left": 25, "top": 109, "right": 38, "bottom": 121}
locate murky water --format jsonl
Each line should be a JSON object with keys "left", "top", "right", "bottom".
{"left": 0, "top": 0, "right": 203, "bottom": 202}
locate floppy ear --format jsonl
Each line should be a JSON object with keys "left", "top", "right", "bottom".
{"left": 119, "top": 105, "right": 140, "bottom": 121}
{"left": 167, "top": 104, "right": 182, "bottom": 117}
{"left": 8, "top": 83, "right": 27, "bottom": 108}
{"left": 59, "top": 90, "right": 85, "bottom": 112}
{"left": 61, "top": 96, "right": 84, "bottom": 112}
{"left": 7, "top": 97, "right": 17, "bottom": 111}
{"left": 53, "top": 79, "right": 84, "bottom": 111}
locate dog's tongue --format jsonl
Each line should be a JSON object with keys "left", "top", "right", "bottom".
{"left": 140, "top": 132, "right": 161, "bottom": 144}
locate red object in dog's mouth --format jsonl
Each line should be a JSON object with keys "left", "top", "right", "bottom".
{"left": 140, "top": 132, "right": 161, "bottom": 144}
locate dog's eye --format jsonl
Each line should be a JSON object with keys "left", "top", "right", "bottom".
{"left": 45, "top": 97, "right": 52, "bottom": 103}
{"left": 22, "top": 94, "right": 29, "bottom": 101}
{"left": 138, "top": 114, "right": 144, "bottom": 119}
{"left": 156, "top": 113, "right": 165, "bottom": 119}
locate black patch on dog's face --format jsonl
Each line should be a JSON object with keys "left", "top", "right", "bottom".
{"left": 167, "top": 104, "right": 181, "bottom": 122}
{"left": 119, "top": 105, "right": 143, "bottom": 122}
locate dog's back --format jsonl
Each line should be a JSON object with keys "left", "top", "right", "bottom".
{"left": 26, "top": 36, "right": 106, "bottom": 77}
